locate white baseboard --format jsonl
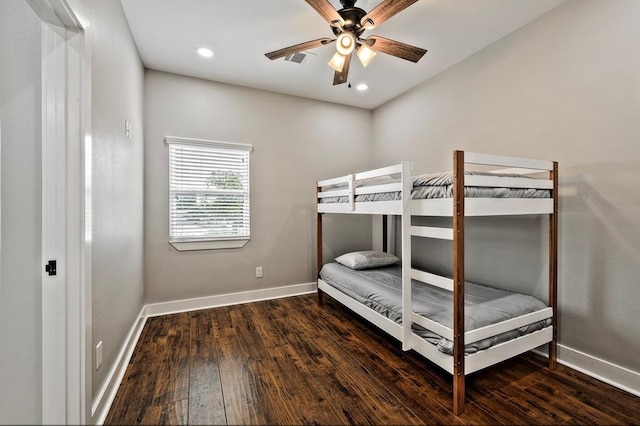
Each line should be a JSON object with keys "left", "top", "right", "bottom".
{"left": 91, "top": 282, "right": 317, "bottom": 424}
{"left": 91, "top": 307, "right": 147, "bottom": 425}
{"left": 533, "top": 344, "right": 640, "bottom": 398}
{"left": 143, "top": 282, "right": 316, "bottom": 317}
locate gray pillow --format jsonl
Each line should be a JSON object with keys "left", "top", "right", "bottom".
{"left": 335, "top": 251, "right": 399, "bottom": 270}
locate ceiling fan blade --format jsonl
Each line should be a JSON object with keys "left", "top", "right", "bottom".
{"left": 265, "top": 38, "right": 334, "bottom": 60}
{"left": 366, "top": 35, "right": 427, "bottom": 63}
{"left": 305, "top": 0, "right": 344, "bottom": 27}
{"left": 333, "top": 52, "right": 352, "bottom": 85}
{"left": 360, "top": 0, "right": 418, "bottom": 29}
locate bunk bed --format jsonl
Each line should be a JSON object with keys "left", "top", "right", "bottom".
{"left": 315, "top": 150, "right": 558, "bottom": 415}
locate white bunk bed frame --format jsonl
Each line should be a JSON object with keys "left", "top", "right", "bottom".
{"left": 316, "top": 150, "right": 558, "bottom": 415}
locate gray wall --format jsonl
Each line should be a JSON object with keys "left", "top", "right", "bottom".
{"left": 373, "top": 0, "right": 640, "bottom": 374}
{"left": 67, "top": 0, "right": 146, "bottom": 404}
{"left": 0, "top": 0, "right": 42, "bottom": 422}
{"left": 144, "top": 70, "right": 373, "bottom": 302}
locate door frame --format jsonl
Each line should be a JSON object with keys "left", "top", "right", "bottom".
{"left": 26, "top": 0, "right": 91, "bottom": 423}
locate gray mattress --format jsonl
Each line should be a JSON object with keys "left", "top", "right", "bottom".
{"left": 319, "top": 263, "right": 551, "bottom": 355}
{"left": 320, "top": 170, "right": 550, "bottom": 203}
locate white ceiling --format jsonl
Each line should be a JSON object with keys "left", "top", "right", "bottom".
{"left": 120, "top": 0, "right": 566, "bottom": 109}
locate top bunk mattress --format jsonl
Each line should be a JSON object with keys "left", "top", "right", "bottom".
{"left": 319, "top": 262, "right": 550, "bottom": 355}
{"left": 320, "top": 170, "right": 550, "bottom": 203}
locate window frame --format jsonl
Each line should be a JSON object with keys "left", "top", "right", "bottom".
{"left": 165, "top": 136, "right": 253, "bottom": 251}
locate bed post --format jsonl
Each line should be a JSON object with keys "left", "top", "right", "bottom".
{"left": 317, "top": 181, "right": 324, "bottom": 306}
{"left": 401, "top": 161, "right": 413, "bottom": 351}
{"left": 452, "top": 150, "right": 466, "bottom": 415}
{"left": 549, "top": 161, "right": 558, "bottom": 369}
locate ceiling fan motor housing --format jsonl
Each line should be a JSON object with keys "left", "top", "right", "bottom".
{"left": 332, "top": 5, "right": 367, "bottom": 37}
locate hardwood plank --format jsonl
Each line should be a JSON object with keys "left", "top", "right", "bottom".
{"left": 140, "top": 400, "right": 188, "bottom": 425}
{"left": 470, "top": 386, "right": 571, "bottom": 425}
{"left": 188, "top": 310, "right": 226, "bottom": 425}
{"left": 467, "top": 354, "right": 545, "bottom": 396}
{"left": 151, "top": 314, "right": 191, "bottom": 405}
{"left": 525, "top": 381, "right": 622, "bottom": 424}
{"left": 205, "top": 305, "right": 270, "bottom": 425}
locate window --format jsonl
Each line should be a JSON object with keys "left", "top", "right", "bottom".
{"left": 165, "top": 136, "right": 252, "bottom": 250}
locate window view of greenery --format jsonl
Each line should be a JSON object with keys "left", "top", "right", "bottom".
{"left": 170, "top": 144, "right": 250, "bottom": 242}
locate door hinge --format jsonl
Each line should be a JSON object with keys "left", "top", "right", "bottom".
{"left": 45, "top": 260, "right": 57, "bottom": 276}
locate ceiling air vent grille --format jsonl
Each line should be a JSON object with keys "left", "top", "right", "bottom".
{"left": 284, "top": 51, "right": 315, "bottom": 65}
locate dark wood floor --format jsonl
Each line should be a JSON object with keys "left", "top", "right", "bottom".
{"left": 106, "top": 294, "right": 640, "bottom": 425}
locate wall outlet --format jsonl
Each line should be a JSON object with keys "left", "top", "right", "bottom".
{"left": 256, "top": 266, "right": 263, "bottom": 278}
{"left": 95, "top": 341, "right": 103, "bottom": 370}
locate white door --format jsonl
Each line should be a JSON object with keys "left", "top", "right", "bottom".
{"left": 26, "top": 0, "right": 90, "bottom": 423}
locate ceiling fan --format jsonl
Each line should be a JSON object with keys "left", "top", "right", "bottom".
{"left": 265, "top": 0, "right": 427, "bottom": 86}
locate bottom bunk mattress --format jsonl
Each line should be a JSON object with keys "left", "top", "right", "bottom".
{"left": 319, "top": 263, "right": 551, "bottom": 355}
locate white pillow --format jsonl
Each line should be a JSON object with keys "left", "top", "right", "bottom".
{"left": 335, "top": 251, "right": 399, "bottom": 270}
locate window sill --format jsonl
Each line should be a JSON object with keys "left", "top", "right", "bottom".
{"left": 170, "top": 239, "right": 249, "bottom": 251}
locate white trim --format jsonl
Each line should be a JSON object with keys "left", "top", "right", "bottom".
{"left": 91, "top": 308, "right": 147, "bottom": 425}
{"left": 164, "top": 135, "right": 253, "bottom": 151}
{"left": 32, "top": 0, "right": 89, "bottom": 422}
{"left": 41, "top": 22, "right": 68, "bottom": 424}
{"left": 63, "top": 26, "right": 86, "bottom": 425}
{"left": 144, "top": 282, "right": 316, "bottom": 317}
{"left": 170, "top": 238, "right": 249, "bottom": 251}
{"left": 81, "top": 26, "right": 93, "bottom": 426}
{"left": 533, "top": 345, "right": 640, "bottom": 398}
{"left": 26, "top": 0, "right": 84, "bottom": 29}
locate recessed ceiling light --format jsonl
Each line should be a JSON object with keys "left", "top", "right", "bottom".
{"left": 356, "top": 83, "right": 370, "bottom": 92}
{"left": 196, "top": 46, "right": 215, "bottom": 58}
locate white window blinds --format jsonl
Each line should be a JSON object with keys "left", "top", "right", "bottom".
{"left": 166, "top": 137, "right": 251, "bottom": 246}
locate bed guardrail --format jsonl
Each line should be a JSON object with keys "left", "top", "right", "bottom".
{"left": 316, "top": 162, "right": 408, "bottom": 213}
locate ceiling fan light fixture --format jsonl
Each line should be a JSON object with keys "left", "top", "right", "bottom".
{"left": 356, "top": 43, "right": 377, "bottom": 67}
{"left": 336, "top": 32, "right": 356, "bottom": 55}
{"left": 328, "top": 51, "right": 346, "bottom": 72}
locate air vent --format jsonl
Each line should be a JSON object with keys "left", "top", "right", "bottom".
{"left": 284, "top": 51, "right": 316, "bottom": 65}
